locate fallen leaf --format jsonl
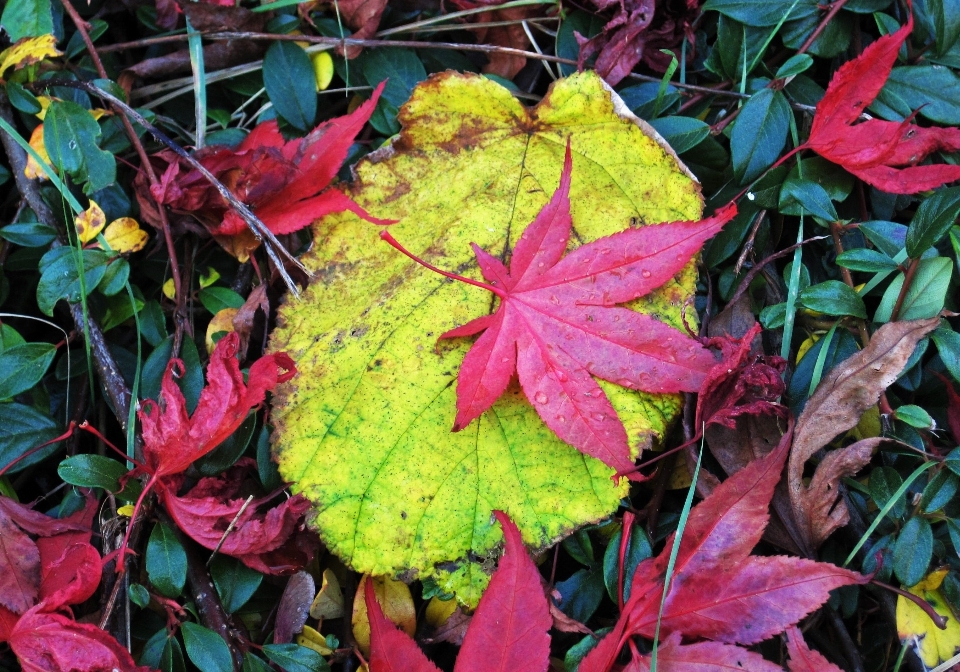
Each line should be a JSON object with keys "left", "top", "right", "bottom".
{"left": 383, "top": 145, "right": 732, "bottom": 476}
{"left": 580, "top": 431, "right": 867, "bottom": 670}
{"left": 141, "top": 82, "right": 391, "bottom": 261}
{"left": 231, "top": 284, "right": 269, "bottom": 359}
{"left": 23, "top": 123, "right": 52, "bottom": 180}
{"left": 274, "top": 570, "right": 315, "bottom": 644}
{"left": 897, "top": 568, "right": 960, "bottom": 668}
{"left": 628, "top": 631, "right": 783, "bottom": 671}
{"left": 366, "top": 511, "right": 551, "bottom": 672}
{"left": 270, "top": 71, "right": 708, "bottom": 604}
{"left": 789, "top": 317, "right": 940, "bottom": 552}
{"left": 103, "top": 217, "right": 148, "bottom": 254}
{"left": 448, "top": 0, "right": 540, "bottom": 78}
{"left": 206, "top": 308, "right": 239, "bottom": 353}
{"left": 318, "top": 0, "right": 387, "bottom": 57}
{"left": 75, "top": 201, "right": 107, "bottom": 244}
{"left": 785, "top": 626, "right": 843, "bottom": 672}
{"left": 0, "top": 35, "right": 60, "bottom": 78}
{"left": 354, "top": 575, "right": 417, "bottom": 656}
{"left": 309, "top": 568, "right": 345, "bottom": 620}
{"left": 800, "top": 6, "right": 960, "bottom": 194}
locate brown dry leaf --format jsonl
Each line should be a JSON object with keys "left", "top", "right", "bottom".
{"left": 449, "top": 3, "right": 539, "bottom": 79}
{"left": 274, "top": 570, "right": 316, "bottom": 644}
{"left": 317, "top": 0, "right": 388, "bottom": 57}
{"left": 232, "top": 284, "right": 270, "bottom": 360}
{"left": 788, "top": 317, "right": 940, "bottom": 552}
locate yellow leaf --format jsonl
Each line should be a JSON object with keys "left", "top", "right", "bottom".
{"left": 23, "top": 123, "right": 53, "bottom": 180}
{"left": 269, "top": 71, "right": 701, "bottom": 605}
{"left": 295, "top": 625, "right": 333, "bottom": 656}
{"left": 0, "top": 35, "right": 61, "bottom": 79}
{"left": 424, "top": 596, "right": 458, "bottom": 627}
{"left": 352, "top": 575, "right": 415, "bottom": 656}
{"left": 309, "top": 569, "right": 345, "bottom": 620}
{"left": 312, "top": 51, "right": 334, "bottom": 91}
{"left": 117, "top": 504, "right": 135, "bottom": 517}
{"left": 162, "top": 278, "right": 176, "bottom": 301}
{"left": 199, "top": 267, "right": 221, "bottom": 289}
{"left": 897, "top": 568, "right": 960, "bottom": 668}
{"left": 103, "top": 217, "right": 148, "bottom": 253}
{"left": 205, "top": 308, "right": 238, "bottom": 353}
{"left": 796, "top": 333, "right": 820, "bottom": 363}
{"left": 75, "top": 201, "right": 106, "bottom": 244}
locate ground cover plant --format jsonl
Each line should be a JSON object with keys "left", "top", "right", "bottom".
{"left": 2, "top": 0, "right": 960, "bottom": 669}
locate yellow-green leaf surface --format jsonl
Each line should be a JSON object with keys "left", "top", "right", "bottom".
{"left": 270, "top": 71, "right": 704, "bottom": 605}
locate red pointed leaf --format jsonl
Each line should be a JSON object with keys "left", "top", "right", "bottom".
{"left": 36, "top": 542, "right": 101, "bottom": 610}
{"left": 454, "top": 511, "right": 551, "bottom": 672}
{"left": 785, "top": 625, "right": 843, "bottom": 672}
{"left": 804, "top": 5, "right": 960, "bottom": 194}
{"left": 382, "top": 145, "right": 735, "bottom": 474}
{"left": 0, "top": 516, "right": 39, "bottom": 615}
{"left": 366, "top": 579, "right": 442, "bottom": 672}
{"left": 629, "top": 632, "right": 784, "bottom": 671}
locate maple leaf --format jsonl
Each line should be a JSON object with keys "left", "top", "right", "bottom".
{"left": 579, "top": 432, "right": 868, "bottom": 672}
{"left": 159, "top": 460, "right": 316, "bottom": 574}
{"left": 799, "top": 4, "right": 960, "bottom": 194}
{"left": 381, "top": 144, "right": 734, "bottom": 477}
{"left": 139, "top": 82, "right": 392, "bottom": 259}
{"left": 785, "top": 626, "right": 843, "bottom": 672}
{"left": 365, "top": 511, "right": 551, "bottom": 672}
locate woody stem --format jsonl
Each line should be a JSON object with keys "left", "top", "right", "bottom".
{"left": 380, "top": 231, "right": 507, "bottom": 298}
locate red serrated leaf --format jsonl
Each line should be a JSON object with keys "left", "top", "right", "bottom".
{"left": 801, "top": 3, "right": 960, "bottom": 194}
{"left": 139, "top": 332, "right": 296, "bottom": 479}
{"left": 628, "top": 631, "right": 783, "bottom": 671}
{"left": 382, "top": 144, "right": 734, "bottom": 475}
{"left": 159, "top": 460, "right": 314, "bottom": 574}
{"left": 367, "top": 512, "right": 550, "bottom": 672}
{"left": 580, "top": 433, "right": 868, "bottom": 671}
{"left": 785, "top": 626, "right": 843, "bottom": 672}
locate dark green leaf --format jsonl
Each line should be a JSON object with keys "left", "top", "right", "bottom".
{"left": 556, "top": 11, "right": 604, "bottom": 76}
{"left": 362, "top": 48, "right": 426, "bottom": 136}
{"left": 562, "top": 529, "right": 595, "bottom": 566}
{"left": 198, "top": 286, "right": 245, "bottom": 315}
{"left": 648, "top": 116, "right": 709, "bottom": 153}
{"left": 211, "top": 555, "right": 263, "bottom": 613}
{"left": 263, "top": 41, "right": 316, "bottom": 131}
{"left": 703, "top": 0, "right": 818, "bottom": 27}
{"left": 870, "top": 466, "right": 906, "bottom": 519}
{"left": 555, "top": 567, "right": 605, "bottom": 624}
{"left": 731, "top": 89, "right": 790, "bottom": 184}
{"left": 7, "top": 82, "right": 42, "bottom": 114}
{"left": 602, "top": 523, "right": 652, "bottom": 603}
{"left": 141, "top": 336, "right": 203, "bottom": 413}
{"left": 835, "top": 248, "right": 899, "bottom": 273}
{"left": 906, "top": 186, "right": 960, "bottom": 258}
{"left": 921, "top": 469, "right": 958, "bottom": 512}
{"left": 775, "top": 53, "right": 814, "bottom": 79}
{"left": 873, "top": 66, "right": 960, "bottom": 125}
{"left": 257, "top": 425, "right": 282, "bottom": 491}
{"left": 932, "top": 326, "right": 960, "bottom": 382}
{"left": 861, "top": 220, "right": 908, "bottom": 257}
{"left": 243, "top": 654, "right": 274, "bottom": 672}
{"left": 57, "top": 454, "right": 142, "bottom": 501}
{"left": 36, "top": 247, "right": 111, "bottom": 316}
{"left": 779, "top": 177, "right": 838, "bottom": 221}
{"left": 799, "top": 280, "right": 867, "bottom": 318}
{"left": 44, "top": 100, "right": 116, "bottom": 193}
{"left": 618, "top": 83, "right": 681, "bottom": 119}
{"left": 0, "top": 403, "right": 63, "bottom": 473}
{"left": 195, "top": 414, "right": 257, "bottom": 476}
{"left": 785, "top": 156, "right": 854, "bottom": 202}
{"left": 0, "top": 221, "right": 58, "bottom": 247}
{"left": 140, "top": 300, "right": 169, "bottom": 347}
{"left": 0, "top": 0, "right": 54, "bottom": 41}
{"left": 98, "top": 258, "right": 130, "bottom": 296}
{"left": 875, "top": 257, "right": 953, "bottom": 322}
{"left": 263, "top": 643, "right": 330, "bottom": 672}
{"left": 129, "top": 583, "right": 151, "bottom": 608}
{"left": 146, "top": 523, "right": 187, "bottom": 598}
{"left": 0, "top": 342, "right": 56, "bottom": 399}
{"left": 929, "top": 0, "right": 960, "bottom": 54}
{"left": 893, "top": 516, "right": 933, "bottom": 587}
{"left": 946, "top": 447, "right": 960, "bottom": 477}
{"left": 781, "top": 11, "right": 853, "bottom": 58}
{"left": 787, "top": 328, "right": 859, "bottom": 412}
{"left": 182, "top": 622, "right": 234, "bottom": 672}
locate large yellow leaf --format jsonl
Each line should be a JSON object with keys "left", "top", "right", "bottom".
{"left": 270, "top": 71, "right": 704, "bottom": 605}
{"left": 897, "top": 568, "right": 960, "bottom": 667}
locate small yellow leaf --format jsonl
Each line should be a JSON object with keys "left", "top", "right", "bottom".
{"left": 309, "top": 569, "right": 345, "bottom": 620}
{"left": 897, "top": 568, "right": 960, "bottom": 668}
{"left": 103, "top": 217, "right": 148, "bottom": 253}
{"left": 24, "top": 124, "right": 53, "bottom": 180}
{"left": 199, "top": 267, "right": 221, "bottom": 289}
{"left": 796, "top": 333, "right": 820, "bottom": 364}
{"left": 312, "top": 51, "right": 334, "bottom": 91}
{"left": 0, "top": 35, "right": 61, "bottom": 78}
{"left": 206, "top": 308, "right": 239, "bottom": 353}
{"left": 352, "top": 575, "right": 415, "bottom": 656}
{"left": 424, "top": 596, "right": 458, "bottom": 627}
{"left": 162, "top": 278, "right": 177, "bottom": 300}
{"left": 295, "top": 625, "right": 333, "bottom": 656}
{"left": 75, "top": 201, "right": 106, "bottom": 244}
{"left": 33, "top": 96, "right": 53, "bottom": 120}
{"left": 117, "top": 504, "right": 135, "bottom": 517}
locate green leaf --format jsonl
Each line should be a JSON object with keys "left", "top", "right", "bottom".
{"left": 779, "top": 176, "right": 838, "bottom": 221}
{"left": 210, "top": 556, "right": 263, "bottom": 613}
{"left": 835, "top": 248, "right": 899, "bottom": 273}
{"left": 874, "top": 257, "right": 953, "bottom": 322}
{"left": 703, "top": 0, "right": 818, "bottom": 27}
{"left": 0, "top": 221, "right": 58, "bottom": 247}
{"left": 141, "top": 336, "right": 204, "bottom": 413}
{"left": 602, "top": 523, "right": 652, "bottom": 603}
{"left": 182, "top": 622, "right": 234, "bottom": 672}
{"left": 128, "top": 583, "right": 151, "bottom": 608}
{"left": 932, "top": 326, "right": 960, "bottom": 382}
{"left": 775, "top": 53, "right": 814, "bottom": 79}
{"left": 242, "top": 654, "right": 274, "bottom": 672}
{"left": 895, "top": 404, "right": 936, "bottom": 430}
{"left": 263, "top": 41, "right": 316, "bottom": 131}
{"left": 57, "top": 454, "right": 142, "bottom": 501}
{"left": 873, "top": 66, "right": 960, "bottom": 125}
{"left": 921, "top": 470, "right": 958, "bottom": 512}
{"left": 619, "top": 83, "right": 681, "bottom": 119}
{"left": 0, "top": 403, "right": 63, "bottom": 474}
{"left": 198, "top": 286, "right": 245, "bottom": 315}
{"left": 146, "top": 523, "right": 187, "bottom": 598}
{"left": 648, "top": 116, "right": 709, "bottom": 153}
{"left": 893, "top": 517, "right": 933, "bottom": 587}
{"left": 36, "top": 247, "right": 111, "bottom": 316}
{"left": 0, "top": 0, "right": 54, "bottom": 41}
{"left": 555, "top": 567, "right": 606, "bottom": 623}
{"left": 730, "top": 88, "right": 791, "bottom": 184}
{"left": 562, "top": 529, "right": 595, "bottom": 566}
{"left": 929, "top": 0, "right": 960, "bottom": 54}
{"left": 0, "top": 342, "right": 56, "bottom": 399}
{"left": 7, "top": 82, "right": 43, "bottom": 115}
{"left": 263, "top": 644, "right": 330, "bottom": 672}
{"left": 946, "top": 447, "right": 960, "bottom": 477}
{"left": 362, "top": 47, "right": 427, "bottom": 136}
{"left": 194, "top": 414, "right": 257, "bottom": 476}
{"left": 799, "top": 280, "right": 867, "bottom": 318}
{"left": 44, "top": 100, "right": 116, "bottom": 193}
{"left": 906, "top": 186, "right": 960, "bottom": 258}
{"left": 556, "top": 11, "right": 604, "bottom": 76}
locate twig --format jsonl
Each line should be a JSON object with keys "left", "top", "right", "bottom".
{"left": 207, "top": 495, "right": 254, "bottom": 566}
{"left": 889, "top": 257, "right": 920, "bottom": 323}
{"left": 798, "top": 0, "right": 850, "bottom": 55}
{"left": 726, "top": 235, "right": 828, "bottom": 310}
{"left": 824, "top": 606, "right": 865, "bottom": 672}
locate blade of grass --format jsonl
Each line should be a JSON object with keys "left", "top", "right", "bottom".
{"left": 186, "top": 15, "right": 207, "bottom": 149}
{"left": 807, "top": 321, "right": 839, "bottom": 398}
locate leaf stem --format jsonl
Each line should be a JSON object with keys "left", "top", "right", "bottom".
{"left": 889, "top": 257, "right": 920, "bottom": 323}
{"left": 379, "top": 231, "right": 506, "bottom": 299}
{"left": 870, "top": 579, "right": 948, "bottom": 629}
{"left": 798, "top": 0, "right": 850, "bottom": 55}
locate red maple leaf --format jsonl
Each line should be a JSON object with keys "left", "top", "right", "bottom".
{"left": 365, "top": 510, "right": 551, "bottom": 672}
{"left": 784, "top": 626, "right": 843, "bottom": 672}
{"left": 799, "top": 4, "right": 960, "bottom": 194}
{"left": 381, "top": 144, "right": 735, "bottom": 477}
{"left": 140, "top": 82, "right": 393, "bottom": 257}
{"left": 578, "top": 432, "right": 868, "bottom": 672}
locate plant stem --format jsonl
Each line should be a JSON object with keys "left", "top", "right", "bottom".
{"left": 798, "top": 0, "right": 850, "bottom": 55}
{"left": 889, "top": 257, "right": 920, "bottom": 323}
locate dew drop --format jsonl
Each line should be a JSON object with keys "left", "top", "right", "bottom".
{"left": 556, "top": 415, "right": 566, "bottom": 423}
{"left": 501, "top": 357, "right": 511, "bottom": 363}
{"left": 641, "top": 269, "right": 652, "bottom": 278}
{"left": 617, "top": 378, "right": 632, "bottom": 387}
{"left": 554, "top": 370, "right": 569, "bottom": 382}
{"left": 550, "top": 295, "right": 560, "bottom": 305}
{"left": 747, "top": 192, "right": 756, "bottom": 201}
{"left": 592, "top": 412, "right": 606, "bottom": 422}
{"left": 599, "top": 248, "right": 611, "bottom": 255}
{"left": 68, "top": 140, "right": 78, "bottom": 150}
{"left": 537, "top": 262, "right": 545, "bottom": 268}
{"left": 534, "top": 391, "right": 548, "bottom": 404}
